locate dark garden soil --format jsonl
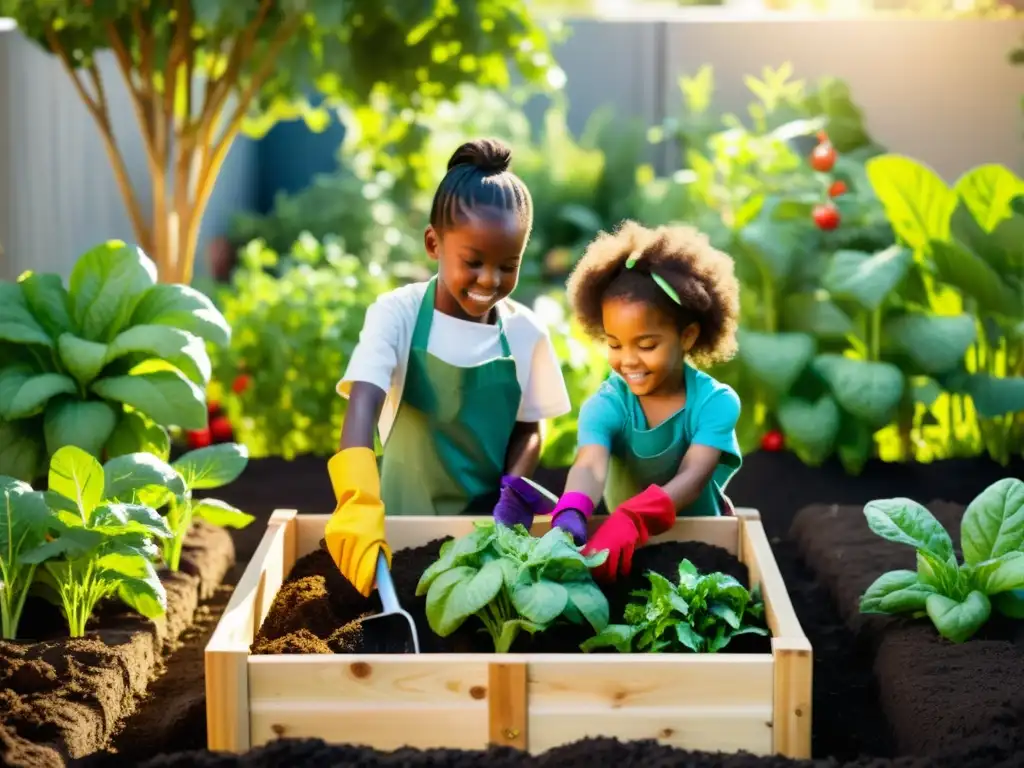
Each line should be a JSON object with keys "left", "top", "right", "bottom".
{"left": 49, "top": 450, "right": 1024, "bottom": 768}
{"left": 0, "top": 523, "right": 236, "bottom": 768}
{"left": 791, "top": 501, "right": 1024, "bottom": 764}
{"left": 250, "top": 538, "right": 771, "bottom": 656}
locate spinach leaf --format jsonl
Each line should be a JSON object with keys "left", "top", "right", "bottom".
{"left": 581, "top": 559, "right": 770, "bottom": 654}
{"left": 19, "top": 445, "right": 173, "bottom": 637}
{"left": 416, "top": 521, "right": 610, "bottom": 652}
{"left": 859, "top": 478, "right": 1024, "bottom": 642}
{"left": 0, "top": 477, "right": 52, "bottom": 639}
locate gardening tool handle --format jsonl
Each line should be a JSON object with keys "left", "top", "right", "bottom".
{"left": 376, "top": 550, "right": 400, "bottom": 613}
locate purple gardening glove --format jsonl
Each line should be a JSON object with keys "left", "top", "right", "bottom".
{"left": 493, "top": 475, "right": 554, "bottom": 530}
{"left": 550, "top": 492, "right": 595, "bottom": 546}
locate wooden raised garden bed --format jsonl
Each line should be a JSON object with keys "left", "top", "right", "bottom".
{"left": 205, "top": 508, "right": 812, "bottom": 759}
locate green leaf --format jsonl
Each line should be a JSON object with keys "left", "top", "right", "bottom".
{"left": 737, "top": 199, "right": 817, "bottom": 282}
{"left": 736, "top": 330, "right": 815, "bottom": 394}
{"left": 495, "top": 618, "right": 544, "bottom": 653}
{"left": 130, "top": 283, "right": 231, "bottom": 347}
{"left": 860, "top": 570, "right": 935, "bottom": 614}
{"left": 674, "top": 622, "right": 704, "bottom": 652}
{"left": 19, "top": 272, "right": 74, "bottom": 338}
{"left": 103, "top": 452, "right": 185, "bottom": 506}
{"left": 822, "top": 246, "right": 912, "bottom": 311}
{"left": 0, "top": 368, "right": 77, "bottom": 419}
{"left": 930, "top": 240, "right": 1020, "bottom": 317}
{"left": 425, "top": 566, "right": 477, "bottom": 636}
{"left": 57, "top": 334, "right": 110, "bottom": 387}
{"left": 863, "top": 497, "right": 955, "bottom": 560}
{"left": 960, "top": 478, "right": 1024, "bottom": 563}
{"left": 812, "top": 354, "right": 905, "bottom": 426}
{"left": 580, "top": 624, "right": 637, "bottom": 653}
{"left": 43, "top": 398, "right": 119, "bottom": 458}
{"left": 68, "top": 241, "right": 158, "bottom": 342}
{"left": 964, "top": 374, "right": 1024, "bottom": 419}
{"left": 104, "top": 409, "right": 171, "bottom": 462}
{"left": 0, "top": 282, "right": 54, "bottom": 347}
{"left": 780, "top": 294, "right": 854, "bottom": 339}
{"left": 512, "top": 579, "right": 569, "bottom": 625}
{"left": 49, "top": 445, "right": 105, "bottom": 520}
{"left": 562, "top": 581, "right": 610, "bottom": 632}
{"left": 91, "top": 503, "right": 173, "bottom": 539}
{"left": 884, "top": 314, "right": 976, "bottom": 376}
{"left": 926, "top": 591, "right": 990, "bottom": 644}
{"left": 96, "top": 551, "right": 167, "bottom": 619}
{"left": 866, "top": 155, "right": 956, "bottom": 249}
{"left": 91, "top": 368, "right": 207, "bottom": 430}
{"left": 953, "top": 164, "right": 1024, "bottom": 232}
{"left": 992, "top": 590, "right": 1024, "bottom": 619}
{"left": 105, "top": 325, "right": 212, "bottom": 386}
{"left": 0, "top": 479, "right": 51, "bottom": 564}
{"left": 967, "top": 552, "right": 1024, "bottom": 595}
{"left": 0, "top": 419, "right": 44, "bottom": 483}
{"left": 172, "top": 443, "right": 249, "bottom": 490}
{"left": 192, "top": 498, "right": 255, "bottom": 529}
{"left": 777, "top": 395, "right": 841, "bottom": 465}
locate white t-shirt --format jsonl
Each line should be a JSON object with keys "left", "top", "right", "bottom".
{"left": 338, "top": 281, "right": 572, "bottom": 445}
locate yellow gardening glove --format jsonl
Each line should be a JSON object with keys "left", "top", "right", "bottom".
{"left": 324, "top": 447, "right": 392, "bottom": 597}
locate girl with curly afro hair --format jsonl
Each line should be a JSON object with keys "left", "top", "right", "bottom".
{"left": 545, "top": 220, "right": 743, "bottom": 582}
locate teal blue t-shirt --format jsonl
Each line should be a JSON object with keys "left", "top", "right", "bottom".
{"left": 577, "top": 365, "right": 742, "bottom": 512}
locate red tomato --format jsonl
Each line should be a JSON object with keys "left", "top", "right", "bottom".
{"left": 828, "top": 180, "right": 848, "bottom": 198}
{"left": 210, "top": 416, "right": 234, "bottom": 442}
{"left": 761, "top": 430, "right": 785, "bottom": 452}
{"left": 813, "top": 203, "right": 841, "bottom": 231}
{"left": 810, "top": 141, "right": 836, "bottom": 173}
{"left": 187, "top": 428, "right": 212, "bottom": 449}
{"left": 232, "top": 373, "right": 252, "bottom": 394}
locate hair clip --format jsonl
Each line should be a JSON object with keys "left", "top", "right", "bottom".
{"left": 625, "top": 251, "right": 681, "bottom": 305}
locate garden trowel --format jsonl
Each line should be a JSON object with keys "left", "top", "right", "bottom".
{"left": 358, "top": 550, "right": 421, "bottom": 654}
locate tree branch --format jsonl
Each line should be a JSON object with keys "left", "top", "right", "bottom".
{"left": 202, "top": 0, "right": 273, "bottom": 124}
{"left": 45, "top": 26, "right": 151, "bottom": 252}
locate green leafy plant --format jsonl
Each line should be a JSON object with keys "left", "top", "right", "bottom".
{"left": 102, "top": 443, "right": 253, "bottom": 571}
{"left": 415, "top": 522, "right": 610, "bottom": 652}
{"left": 0, "top": 477, "right": 50, "bottom": 639}
{"left": 859, "top": 477, "right": 1024, "bottom": 643}
{"left": 20, "top": 446, "right": 173, "bottom": 638}
{"left": 210, "top": 235, "right": 405, "bottom": 459}
{"left": 0, "top": 240, "right": 230, "bottom": 483}
{"left": 864, "top": 157, "right": 1024, "bottom": 465}
{"left": 581, "top": 560, "right": 769, "bottom": 653}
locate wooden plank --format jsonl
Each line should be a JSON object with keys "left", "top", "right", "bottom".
{"left": 248, "top": 655, "right": 490, "bottom": 750}
{"left": 489, "top": 663, "right": 528, "bottom": 750}
{"left": 735, "top": 511, "right": 813, "bottom": 759}
{"left": 205, "top": 509, "right": 296, "bottom": 752}
{"left": 772, "top": 639, "right": 813, "bottom": 759}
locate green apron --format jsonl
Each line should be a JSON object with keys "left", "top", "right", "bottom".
{"left": 604, "top": 367, "right": 739, "bottom": 517}
{"left": 378, "top": 278, "right": 522, "bottom": 516}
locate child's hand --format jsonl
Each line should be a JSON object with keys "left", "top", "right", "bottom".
{"left": 552, "top": 508, "right": 588, "bottom": 545}
{"left": 583, "top": 485, "right": 676, "bottom": 582}
{"left": 493, "top": 475, "right": 546, "bottom": 529}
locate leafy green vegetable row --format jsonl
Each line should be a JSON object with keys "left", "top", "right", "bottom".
{"left": 415, "top": 521, "right": 769, "bottom": 654}
{"left": 859, "top": 477, "right": 1024, "bottom": 643}
{"left": 0, "top": 442, "right": 252, "bottom": 641}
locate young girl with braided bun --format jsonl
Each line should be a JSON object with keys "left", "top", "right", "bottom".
{"left": 324, "top": 138, "right": 571, "bottom": 596}
{"left": 550, "top": 220, "right": 744, "bottom": 582}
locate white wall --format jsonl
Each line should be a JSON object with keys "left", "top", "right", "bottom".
{"left": 1, "top": 16, "right": 1022, "bottom": 281}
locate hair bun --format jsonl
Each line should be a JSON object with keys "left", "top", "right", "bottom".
{"left": 447, "top": 138, "right": 512, "bottom": 174}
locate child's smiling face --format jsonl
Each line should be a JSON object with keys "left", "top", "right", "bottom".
{"left": 601, "top": 297, "right": 699, "bottom": 397}
{"left": 425, "top": 207, "right": 528, "bottom": 321}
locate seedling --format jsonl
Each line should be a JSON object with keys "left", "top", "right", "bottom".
{"left": 416, "top": 522, "right": 610, "bottom": 652}
{"left": 859, "top": 477, "right": 1024, "bottom": 643}
{"left": 581, "top": 559, "right": 769, "bottom": 653}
